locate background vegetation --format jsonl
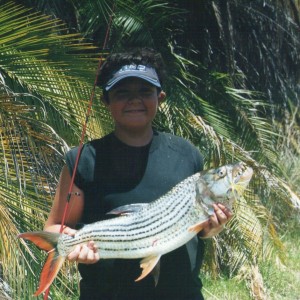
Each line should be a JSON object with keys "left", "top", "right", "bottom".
{"left": 0, "top": 0, "right": 299, "bottom": 299}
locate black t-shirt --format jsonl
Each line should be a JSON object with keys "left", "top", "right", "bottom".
{"left": 66, "top": 131, "right": 205, "bottom": 300}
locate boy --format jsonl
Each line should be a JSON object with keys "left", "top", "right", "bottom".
{"left": 44, "top": 48, "right": 231, "bottom": 300}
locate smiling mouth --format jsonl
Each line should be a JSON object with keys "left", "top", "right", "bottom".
{"left": 125, "top": 109, "right": 146, "bottom": 113}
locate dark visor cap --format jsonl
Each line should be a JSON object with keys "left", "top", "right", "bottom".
{"left": 105, "top": 64, "right": 161, "bottom": 91}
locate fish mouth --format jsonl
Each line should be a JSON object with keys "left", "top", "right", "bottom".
{"left": 233, "top": 162, "right": 253, "bottom": 186}
{"left": 240, "top": 169, "right": 253, "bottom": 183}
{"left": 227, "top": 164, "right": 253, "bottom": 201}
{"left": 232, "top": 162, "right": 253, "bottom": 183}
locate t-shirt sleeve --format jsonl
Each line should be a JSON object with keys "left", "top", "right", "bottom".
{"left": 190, "top": 143, "right": 204, "bottom": 173}
{"left": 65, "top": 146, "right": 87, "bottom": 189}
{"left": 165, "top": 132, "right": 204, "bottom": 174}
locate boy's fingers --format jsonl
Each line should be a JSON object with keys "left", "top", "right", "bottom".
{"left": 216, "top": 203, "right": 233, "bottom": 217}
{"left": 62, "top": 227, "right": 77, "bottom": 236}
{"left": 78, "top": 245, "right": 89, "bottom": 261}
{"left": 87, "top": 241, "right": 98, "bottom": 252}
{"left": 67, "top": 245, "right": 81, "bottom": 262}
{"left": 79, "top": 246, "right": 100, "bottom": 264}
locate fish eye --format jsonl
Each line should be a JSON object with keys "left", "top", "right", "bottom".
{"left": 217, "top": 167, "right": 227, "bottom": 178}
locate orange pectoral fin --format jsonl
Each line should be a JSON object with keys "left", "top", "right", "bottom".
{"left": 34, "top": 250, "right": 65, "bottom": 296}
{"left": 135, "top": 255, "right": 161, "bottom": 283}
{"left": 188, "top": 220, "right": 209, "bottom": 234}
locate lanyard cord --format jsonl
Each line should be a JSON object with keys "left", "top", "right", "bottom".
{"left": 44, "top": 4, "right": 115, "bottom": 300}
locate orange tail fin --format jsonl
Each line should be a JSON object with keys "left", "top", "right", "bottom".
{"left": 18, "top": 231, "right": 65, "bottom": 296}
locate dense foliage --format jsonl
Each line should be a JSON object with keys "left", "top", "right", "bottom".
{"left": 0, "top": 0, "right": 299, "bottom": 299}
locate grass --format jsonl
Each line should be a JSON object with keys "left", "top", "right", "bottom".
{"left": 200, "top": 215, "right": 300, "bottom": 300}
{"left": 202, "top": 276, "right": 251, "bottom": 300}
{"left": 260, "top": 216, "right": 300, "bottom": 300}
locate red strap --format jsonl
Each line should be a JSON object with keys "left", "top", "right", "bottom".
{"left": 44, "top": 5, "right": 115, "bottom": 300}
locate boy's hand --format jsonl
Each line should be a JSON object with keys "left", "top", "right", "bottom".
{"left": 62, "top": 227, "right": 100, "bottom": 264}
{"left": 67, "top": 241, "right": 100, "bottom": 264}
{"left": 199, "top": 203, "right": 233, "bottom": 238}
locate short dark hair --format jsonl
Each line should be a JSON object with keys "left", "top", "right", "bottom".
{"left": 97, "top": 48, "right": 166, "bottom": 91}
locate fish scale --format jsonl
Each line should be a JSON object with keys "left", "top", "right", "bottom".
{"left": 18, "top": 162, "right": 253, "bottom": 296}
{"left": 60, "top": 174, "right": 201, "bottom": 258}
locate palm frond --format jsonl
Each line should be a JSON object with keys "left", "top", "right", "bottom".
{"left": 0, "top": 2, "right": 111, "bottom": 143}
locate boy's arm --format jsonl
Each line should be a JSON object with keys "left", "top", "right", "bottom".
{"left": 44, "top": 165, "right": 99, "bottom": 264}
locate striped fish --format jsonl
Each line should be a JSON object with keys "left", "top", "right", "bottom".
{"left": 19, "top": 162, "right": 253, "bottom": 296}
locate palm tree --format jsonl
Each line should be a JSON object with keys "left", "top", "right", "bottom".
{"left": 0, "top": 0, "right": 299, "bottom": 299}
{"left": 0, "top": 2, "right": 108, "bottom": 298}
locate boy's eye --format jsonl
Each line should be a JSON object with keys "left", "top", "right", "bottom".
{"left": 114, "top": 90, "right": 130, "bottom": 100}
{"left": 117, "top": 91, "right": 129, "bottom": 97}
{"left": 140, "top": 90, "right": 153, "bottom": 96}
{"left": 140, "top": 86, "right": 157, "bottom": 95}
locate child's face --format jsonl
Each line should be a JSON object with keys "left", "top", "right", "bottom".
{"left": 106, "top": 77, "right": 165, "bottom": 131}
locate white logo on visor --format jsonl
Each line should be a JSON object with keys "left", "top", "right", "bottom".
{"left": 119, "top": 65, "right": 147, "bottom": 73}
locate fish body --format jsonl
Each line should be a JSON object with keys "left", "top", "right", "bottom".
{"left": 19, "top": 162, "right": 253, "bottom": 296}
